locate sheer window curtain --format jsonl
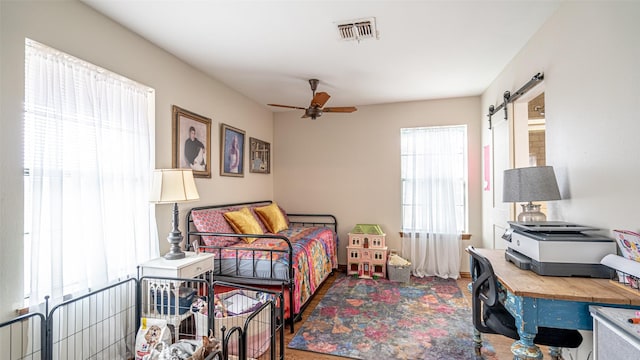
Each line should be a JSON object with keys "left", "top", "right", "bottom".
{"left": 401, "top": 126, "right": 465, "bottom": 279}
{"left": 24, "top": 39, "right": 158, "bottom": 305}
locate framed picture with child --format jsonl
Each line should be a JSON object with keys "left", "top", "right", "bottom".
{"left": 172, "top": 105, "right": 212, "bottom": 178}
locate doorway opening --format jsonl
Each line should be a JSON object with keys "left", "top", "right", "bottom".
{"left": 527, "top": 92, "right": 546, "bottom": 166}
{"left": 513, "top": 87, "right": 547, "bottom": 219}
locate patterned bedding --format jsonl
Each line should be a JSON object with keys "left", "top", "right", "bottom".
{"left": 188, "top": 203, "right": 338, "bottom": 317}
{"left": 208, "top": 226, "right": 337, "bottom": 314}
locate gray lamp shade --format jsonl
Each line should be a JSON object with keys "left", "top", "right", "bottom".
{"left": 503, "top": 166, "right": 561, "bottom": 203}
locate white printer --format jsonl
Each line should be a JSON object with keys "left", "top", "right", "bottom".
{"left": 502, "top": 221, "right": 616, "bottom": 278}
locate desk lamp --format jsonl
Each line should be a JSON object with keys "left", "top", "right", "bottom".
{"left": 150, "top": 169, "right": 200, "bottom": 259}
{"left": 503, "top": 166, "right": 561, "bottom": 222}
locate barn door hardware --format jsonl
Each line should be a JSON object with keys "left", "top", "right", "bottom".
{"left": 487, "top": 73, "right": 544, "bottom": 130}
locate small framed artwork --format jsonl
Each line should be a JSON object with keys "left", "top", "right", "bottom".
{"left": 220, "top": 123, "right": 245, "bottom": 177}
{"left": 249, "top": 137, "right": 271, "bottom": 174}
{"left": 172, "top": 105, "right": 211, "bottom": 178}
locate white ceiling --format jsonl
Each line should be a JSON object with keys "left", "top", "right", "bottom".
{"left": 82, "top": 0, "right": 561, "bottom": 111}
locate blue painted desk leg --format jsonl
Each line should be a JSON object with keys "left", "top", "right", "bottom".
{"left": 467, "top": 280, "right": 483, "bottom": 358}
{"left": 507, "top": 294, "right": 543, "bottom": 359}
{"left": 548, "top": 347, "right": 562, "bottom": 360}
{"left": 472, "top": 328, "right": 483, "bottom": 357}
{"left": 510, "top": 335, "right": 543, "bottom": 360}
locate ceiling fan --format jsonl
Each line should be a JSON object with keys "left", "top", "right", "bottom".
{"left": 268, "top": 79, "right": 357, "bottom": 120}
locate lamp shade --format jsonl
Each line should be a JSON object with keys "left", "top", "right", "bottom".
{"left": 503, "top": 166, "right": 561, "bottom": 203}
{"left": 150, "top": 169, "right": 200, "bottom": 204}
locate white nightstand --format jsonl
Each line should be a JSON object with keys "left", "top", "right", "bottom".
{"left": 138, "top": 251, "right": 215, "bottom": 340}
{"left": 139, "top": 251, "right": 214, "bottom": 279}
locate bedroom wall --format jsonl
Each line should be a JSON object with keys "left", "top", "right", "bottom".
{"left": 481, "top": 2, "right": 640, "bottom": 246}
{"left": 273, "top": 97, "right": 482, "bottom": 268}
{"left": 0, "top": 0, "right": 273, "bottom": 321}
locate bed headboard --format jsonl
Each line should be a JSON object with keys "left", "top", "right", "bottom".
{"left": 185, "top": 200, "right": 273, "bottom": 249}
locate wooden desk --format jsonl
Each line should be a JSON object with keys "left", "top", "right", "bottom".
{"left": 475, "top": 248, "right": 640, "bottom": 360}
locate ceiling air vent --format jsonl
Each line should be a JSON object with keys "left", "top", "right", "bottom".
{"left": 336, "top": 17, "right": 379, "bottom": 42}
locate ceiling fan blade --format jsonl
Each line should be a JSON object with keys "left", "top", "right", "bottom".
{"left": 323, "top": 106, "right": 358, "bottom": 113}
{"left": 310, "top": 92, "right": 331, "bottom": 108}
{"left": 267, "top": 104, "right": 306, "bottom": 110}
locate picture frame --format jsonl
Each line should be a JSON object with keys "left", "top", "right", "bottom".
{"left": 220, "top": 123, "right": 245, "bottom": 177}
{"left": 172, "top": 105, "right": 212, "bottom": 178}
{"left": 249, "top": 137, "right": 271, "bottom": 174}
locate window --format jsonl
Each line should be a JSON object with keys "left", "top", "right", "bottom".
{"left": 401, "top": 125, "right": 468, "bottom": 234}
{"left": 23, "top": 39, "right": 157, "bottom": 304}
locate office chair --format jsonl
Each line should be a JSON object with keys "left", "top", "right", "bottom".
{"left": 467, "top": 246, "right": 583, "bottom": 360}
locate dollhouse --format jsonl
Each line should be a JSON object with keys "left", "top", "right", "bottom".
{"left": 347, "top": 224, "right": 388, "bottom": 279}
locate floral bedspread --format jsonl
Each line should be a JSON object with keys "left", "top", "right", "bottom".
{"left": 208, "top": 226, "right": 337, "bottom": 314}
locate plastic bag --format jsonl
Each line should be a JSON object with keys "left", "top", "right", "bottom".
{"left": 135, "top": 318, "right": 172, "bottom": 360}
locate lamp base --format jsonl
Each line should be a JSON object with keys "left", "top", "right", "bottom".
{"left": 164, "top": 250, "right": 186, "bottom": 260}
{"left": 164, "top": 229, "right": 186, "bottom": 260}
{"left": 517, "top": 203, "right": 547, "bottom": 222}
{"left": 164, "top": 202, "right": 186, "bottom": 260}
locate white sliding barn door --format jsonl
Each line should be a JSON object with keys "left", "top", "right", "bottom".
{"left": 489, "top": 107, "right": 513, "bottom": 249}
{"left": 488, "top": 83, "right": 545, "bottom": 249}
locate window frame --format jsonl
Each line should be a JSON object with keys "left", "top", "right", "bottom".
{"left": 23, "top": 39, "right": 157, "bottom": 303}
{"left": 400, "top": 125, "right": 469, "bottom": 234}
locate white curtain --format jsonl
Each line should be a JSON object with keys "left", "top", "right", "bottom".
{"left": 401, "top": 126, "right": 464, "bottom": 279}
{"left": 24, "top": 39, "right": 158, "bottom": 305}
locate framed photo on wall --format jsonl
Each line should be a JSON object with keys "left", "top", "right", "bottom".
{"left": 249, "top": 137, "right": 270, "bottom": 174}
{"left": 172, "top": 105, "right": 211, "bottom": 178}
{"left": 220, "top": 123, "right": 245, "bottom": 177}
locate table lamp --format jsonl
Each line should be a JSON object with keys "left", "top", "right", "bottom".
{"left": 150, "top": 169, "right": 200, "bottom": 259}
{"left": 503, "top": 166, "right": 561, "bottom": 222}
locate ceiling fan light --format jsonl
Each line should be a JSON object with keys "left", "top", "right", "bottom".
{"left": 305, "top": 107, "right": 322, "bottom": 119}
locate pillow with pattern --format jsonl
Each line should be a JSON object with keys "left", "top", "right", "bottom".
{"left": 191, "top": 208, "right": 242, "bottom": 248}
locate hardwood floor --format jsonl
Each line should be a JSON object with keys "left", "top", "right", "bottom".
{"left": 280, "top": 273, "right": 522, "bottom": 360}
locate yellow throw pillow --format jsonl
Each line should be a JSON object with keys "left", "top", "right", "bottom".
{"left": 254, "top": 202, "right": 289, "bottom": 234}
{"left": 223, "top": 207, "right": 263, "bottom": 243}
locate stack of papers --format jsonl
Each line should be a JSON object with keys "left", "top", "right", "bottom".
{"left": 601, "top": 254, "right": 640, "bottom": 279}
{"left": 225, "top": 293, "right": 261, "bottom": 315}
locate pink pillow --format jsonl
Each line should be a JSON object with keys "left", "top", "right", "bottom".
{"left": 191, "top": 208, "right": 242, "bottom": 247}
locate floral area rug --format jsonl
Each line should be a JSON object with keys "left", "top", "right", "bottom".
{"left": 288, "top": 273, "right": 497, "bottom": 359}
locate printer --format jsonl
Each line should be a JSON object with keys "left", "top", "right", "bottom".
{"left": 502, "top": 221, "right": 616, "bottom": 278}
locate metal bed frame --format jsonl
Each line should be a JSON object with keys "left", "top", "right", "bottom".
{"left": 185, "top": 200, "right": 338, "bottom": 333}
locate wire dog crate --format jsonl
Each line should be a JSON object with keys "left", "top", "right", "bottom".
{"left": 1, "top": 275, "right": 284, "bottom": 360}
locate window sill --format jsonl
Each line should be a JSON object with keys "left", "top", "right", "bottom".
{"left": 399, "top": 232, "right": 471, "bottom": 241}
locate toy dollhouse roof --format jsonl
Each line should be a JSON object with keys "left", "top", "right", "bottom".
{"left": 351, "top": 224, "right": 384, "bottom": 235}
